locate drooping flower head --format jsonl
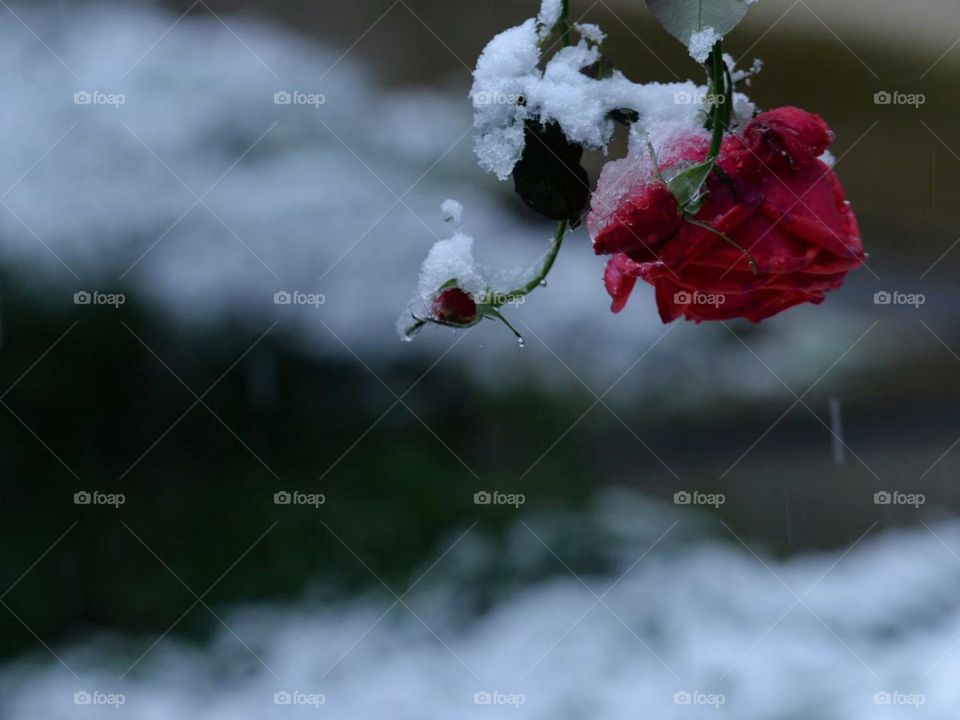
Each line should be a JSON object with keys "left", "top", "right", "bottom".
{"left": 588, "top": 107, "right": 865, "bottom": 323}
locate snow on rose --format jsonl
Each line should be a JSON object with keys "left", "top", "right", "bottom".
{"left": 398, "top": 0, "right": 865, "bottom": 341}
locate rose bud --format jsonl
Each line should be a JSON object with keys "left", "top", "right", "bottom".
{"left": 432, "top": 287, "right": 478, "bottom": 325}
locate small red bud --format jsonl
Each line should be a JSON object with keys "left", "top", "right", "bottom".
{"left": 432, "top": 288, "right": 478, "bottom": 324}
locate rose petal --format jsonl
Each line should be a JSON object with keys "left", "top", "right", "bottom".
{"left": 603, "top": 255, "right": 641, "bottom": 313}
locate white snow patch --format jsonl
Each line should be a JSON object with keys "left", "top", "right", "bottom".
{"left": 470, "top": 18, "right": 541, "bottom": 179}
{"left": 537, "top": 0, "right": 564, "bottom": 37}
{"left": 441, "top": 198, "right": 464, "bottom": 225}
{"left": 574, "top": 22, "right": 606, "bottom": 44}
{"left": 688, "top": 26, "right": 720, "bottom": 64}
{"left": 730, "top": 56, "right": 764, "bottom": 86}
{"left": 471, "top": 15, "right": 755, "bottom": 180}
{"left": 418, "top": 234, "right": 486, "bottom": 300}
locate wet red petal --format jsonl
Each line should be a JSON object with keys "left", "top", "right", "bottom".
{"left": 589, "top": 106, "right": 863, "bottom": 324}
{"left": 604, "top": 255, "right": 642, "bottom": 313}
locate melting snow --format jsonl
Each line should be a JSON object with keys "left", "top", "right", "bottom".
{"left": 688, "top": 27, "right": 721, "bottom": 64}
{"left": 470, "top": 5, "right": 755, "bottom": 181}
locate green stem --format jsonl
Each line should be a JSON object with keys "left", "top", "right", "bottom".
{"left": 505, "top": 219, "right": 567, "bottom": 299}
{"left": 498, "top": 220, "right": 567, "bottom": 305}
{"left": 691, "top": 40, "right": 760, "bottom": 276}
{"left": 707, "top": 40, "right": 726, "bottom": 161}
{"left": 559, "top": 0, "right": 571, "bottom": 46}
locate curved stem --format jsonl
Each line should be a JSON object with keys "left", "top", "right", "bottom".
{"left": 506, "top": 219, "right": 568, "bottom": 299}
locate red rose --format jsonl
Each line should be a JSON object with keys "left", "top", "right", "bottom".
{"left": 432, "top": 287, "right": 478, "bottom": 324}
{"left": 589, "top": 107, "right": 865, "bottom": 323}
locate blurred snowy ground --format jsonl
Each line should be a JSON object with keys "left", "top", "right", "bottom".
{"left": 0, "top": 1, "right": 914, "bottom": 404}
{"left": 4, "top": 490, "right": 960, "bottom": 719}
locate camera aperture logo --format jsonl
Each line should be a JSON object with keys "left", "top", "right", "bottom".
{"left": 874, "top": 491, "right": 925, "bottom": 509}
{"left": 74, "top": 290, "right": 126, "bottom": 308}
{"left": 473, "top": 690, "right": 525, "bottom": 708}
{"left": 273, "top": 690, "right": 326, "bottom": 708}
{"left": 674, "top": 490, "right": 725, "bottom": 509}
{"left": 74, "top": 490, "right": 125, "bottom": 509}
{"left": 74, "top": 691, "right": 125, "bottom": 708}
{"left": 274, "top": 291, "right": 325, "bottom": 308}
{"left": 873, "top": 90, "right": 925, "bottom": 108}
{"left": 74, "top": 90, "right": 125, "bottom": 108}
{"left": 873, "top": 290, "right": 924, "bottom": 308}
{"left": 274, "top": 490, "right": 325, "bottom": 508}
{"left": 274, "top": 91, "right": 326, "bottom": 108}
{"left": 674, "top": 691, "right": 725, "bottom": 708}
{"left": 474, "top": 490, "right": 525, "bottom": 508}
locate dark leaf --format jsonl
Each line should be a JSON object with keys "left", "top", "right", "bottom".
{"left": 512, "top": 121, "right": 589, "bottom": 222}
{"left": 608, "top": 108, "right": 640, "bottom": 126}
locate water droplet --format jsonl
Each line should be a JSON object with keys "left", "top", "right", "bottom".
{"left": 539, "top": 280, "right": 547, "bottom": 288}
{"left": 517, "top": 337, "right": 526, "bottom": 348}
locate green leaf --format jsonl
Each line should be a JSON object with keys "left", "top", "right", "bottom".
{"left": 667, "top": 159, "right": 715, "bottom": 213}
{"left": 645, "top": 0, "right": 753, "bottom": 46}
